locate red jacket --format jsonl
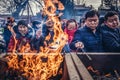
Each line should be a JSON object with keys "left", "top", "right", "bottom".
{"left": 7, "top": 35, "right": 30, "bottom": 52}
{"left": 64, "top": 28, "right": 77, "bottom": 44}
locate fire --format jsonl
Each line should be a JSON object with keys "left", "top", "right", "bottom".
{"left": 18, "top": 43, "right": 36, "bottom": 53}
{"left": 7, "top": 25, "right": 18, "bottom": 53}
{"left": 42, "top": 0, "right": 67, "bottom": 54}
{"left": 87, "top": 66, "right": 100, "bottom": 75}
{"left": 5, "top": 53, "right": 63, "bottom": 79}
{"left": 5, "top": 0, "right": 67, "bottom": 80}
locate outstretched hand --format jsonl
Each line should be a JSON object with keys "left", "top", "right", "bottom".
{"left": 75, "top": 41, "right": 84, "bottom": 49}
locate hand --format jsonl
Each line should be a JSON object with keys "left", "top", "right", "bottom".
{"left": 36, "top": 29, "right": 42, "bottom": 39}
{"left": 75, "top": 41, "right": 84, "bottom": 49}
{"left": 58, "top": 12, "right": 63, "bottom": 17}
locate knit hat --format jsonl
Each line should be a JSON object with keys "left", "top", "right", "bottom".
{"left": 32, "top": 21, "right": 41, "bottom": 26}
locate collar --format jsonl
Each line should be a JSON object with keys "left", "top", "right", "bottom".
{"left": 103, "top": 25, "right": 117, "bottom": 32}
{"left": 84, "top": 26, "right": 97, "bottom": 32}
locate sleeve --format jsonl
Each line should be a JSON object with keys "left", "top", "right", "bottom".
{"left": 69, "top": 30, "right": 83, "bottom": 51}
{"left": 102, "top": 32, "right": 120, "bottom": 52}
{"left": 42, "top": 24, "right": 48, "bottom": 37}
{"left": 7, "top": 36, "right": 15, "bottom": 52}
{"left": 62, "top": 43, "right": 71, "bottom": 53}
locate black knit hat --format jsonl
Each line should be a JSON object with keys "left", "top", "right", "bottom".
{"left": 32, "top": 21, "right": 41, "bottom": 26}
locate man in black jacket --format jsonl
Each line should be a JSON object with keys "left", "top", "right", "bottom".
{"left": 70, "top": 10, "right": 107, "bottom": 74}
{"left": 101, "top": 11, "right": 120, "bottom": 74}
{"left": 70, "top": 10, "right": 103, "bottom": 52}
{"left": 101, "top": 11, "right": 120, "bottom": 52}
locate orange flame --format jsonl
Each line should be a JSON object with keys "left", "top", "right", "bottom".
{"left": 6, "top": 0, "right": 67, "bottom": 79}
{"left": 87, "top": 66, "right": 100, "bottom": 75}
{"left": 6, "top": 53, "right": 63, "bottom": 79}
{"left": 7, "top": 25, "right": 18, "bottom": 53}
{"left": 42, "top": 0, "right": 68, "bottom": 54}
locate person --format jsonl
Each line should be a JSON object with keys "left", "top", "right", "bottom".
{"left": 101, "top": 11, "right": 120, "bottom": 52}
{"left": 42, "top": 19, "right": 70, "bottom": 53}
{"left": 98, "top": 17, "right": 105, "bottom": 27}
{"left": 7, "top": 20, "right": 33, "bottom": 53}
{"left": 42, "top": 19, "right": 55, "bottom": 43}
{"left": 70, "top": 10, "right": 103, "bottom": 52}
{"left": 64, "top": 19, "right": 78, "bottom": 44}
{"left": 61, "top": 18, "right": 68, "bottom": 30}
{"left": 79, "top": 17, "right": 85, "bottom": 28}
{"left": 32, "top": 20, "right": 41, "bottom": 32}
{"left": 30, "top": 20, "right": 44, "bottom": 52}
{"left": 70, "top": 10, "right": 107, "bottom": 74}
{"left": 101, "top": 11, "right": 120, "bottom": 74}
{"left": 4, "top": 17, "right": 17, "bottom": 51}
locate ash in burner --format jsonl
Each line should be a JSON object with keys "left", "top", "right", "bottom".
{"left": 5, "top": 68, "right": 27, "bottom": 80}
{"left": 93, "top": 75, "right": 117, "bottom": 80}
{"left": 4, "top": 68, "right": 62, "bottom": 80}
{"left": 77, "top": 54, "right": 120, "bottom": 80}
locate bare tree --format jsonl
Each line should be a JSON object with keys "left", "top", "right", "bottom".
{"left": 12, "top": 0, "right": 28, "bottom": 18}
{"left": 0, "top": 0, "right": 74, "bottom": 19}
{"left": 60, "top": 0, "right": 74, "bottom": 18}
{"left": 0, "top": 0, "right": 43, "bottom": 17}
{"left": 0, "top": 0, "right": 15, "bottom": 13}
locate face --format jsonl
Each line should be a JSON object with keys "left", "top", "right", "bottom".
{"left": 46, "top": 20, "right": 54, "bottom": 30}
{"left": 18, "top": 25, "right": 28, "bottom": 35}
{"left": 67, "top": 22, "right": 76, "bottom": 30}
{"left": 85, "top": 15, "right": 99, "bottom": 30}
{"left": 105, "top": 15, "right": 119, "bottom": 29}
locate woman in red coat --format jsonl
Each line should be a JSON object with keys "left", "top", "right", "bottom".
{"left": 64, "top": 19, "right": 78, "bottom": 44}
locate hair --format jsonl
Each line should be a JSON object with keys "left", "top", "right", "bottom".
{"left": 66, "top": 19, "right": 77, "bottom": 27}
{"left": 99, "top": 17, "right": 105, "bottom": 25}
{"left": 7, "top": 17, "right": 15, "bottom": 23}
{"left": 85, "top": 10, "right": 99, "bottom": 20}
{"left": 79, "top": 18, "right": 85, "bottom": 24}
{"left": 17, "top": 20, "right": 28, "bottom": 27}
{"left": 32, "top": 21, "right": 41, "bottom": 26}
{"left": 104, "top": 11, "right": 119, "bottom": 21}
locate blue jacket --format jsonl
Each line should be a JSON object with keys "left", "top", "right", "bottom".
{"left": 70, "top": 26, "right": 104, "bottom": 52}
{"left": 101, "top": 25, "right": 120, "bottom": 52}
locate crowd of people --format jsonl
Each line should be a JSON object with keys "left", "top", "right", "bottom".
{"left": 0, "top": 10, "right": 120, "bottom": 75}
{"left": 0, "top": 10, "right": 120, "bottom": 53}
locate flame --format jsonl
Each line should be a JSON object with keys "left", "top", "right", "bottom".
{"left": 7, "top": 25, "right": 16, "bottom": 37}
{"left": 6, "top": 0, "right": 67, "bottom": 79}
{"left": 87, "top": 66, "right": 100, "bottom": 75}
{"left": 42, "top": 0, "right": 68, "bottom": 54}
{"left": 19, "top": 43, "right": 36, "bottom": 53}
{"left": 6, "top": 53, "right": 63, "bottom": 79}
{"left": 7, "top": 25, "right": 18, "bottom": 53}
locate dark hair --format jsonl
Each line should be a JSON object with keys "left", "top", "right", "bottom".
{"left": 104, "top": 11, "right": 118, "bottom": 21}
{"left": 32, "top": 21, "right": 41, "bottom": 26}
{"left": 7, "top": 17, "right": 15, "bottom": 23}
{"left": 85, "top": 10, "right": 99, "bottom": 20}
{"left": 79, "top": 18, "right": 85, "bottom": 24}
{"left": 17, "top": 20, "right": 28, "bottom": 27}
{"left": 66, "top": 19, "right": 77, "bottom": 27}
{"left": 99, "top": 17, "right": 105, "bottom": 25}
